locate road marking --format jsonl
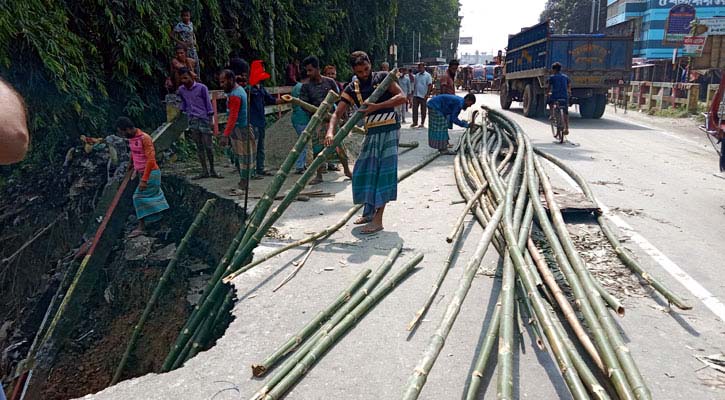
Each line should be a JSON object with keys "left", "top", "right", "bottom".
{"left": 550, "top": 162, "right": 725, "bottom": 322}
{"left": 606, "top": 113, "right": 710, "bottom": 151}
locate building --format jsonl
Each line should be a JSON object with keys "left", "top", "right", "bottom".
{"left": 606, "top": 0, "right": 725, "bottom": 59}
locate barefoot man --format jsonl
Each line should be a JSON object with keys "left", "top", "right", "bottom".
{"left": 117, "top": 117, "right": 170, "bottom": 237}
{"left": 325, "top": 51, "right": 407, "bottom": 234}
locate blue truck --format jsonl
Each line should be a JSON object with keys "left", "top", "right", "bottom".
{"left": 500, "top": 21, "right": 633, "bottom": 119}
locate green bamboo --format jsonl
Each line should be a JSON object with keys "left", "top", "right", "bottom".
{"left": 251, "top": 268, "right": 371, "bottom": 376}
{"left": 229, "top": 69, "right": 401, "bottom": 281}
{"left": 184, "top": 287, "right": 235, "bottom": 363}
{"left": 286, "top": 96, "right": 366, "bottom": 135}
{"left": 589, "top": 268, "right": 626, "bottom": 316}
{"left": 488, "top": 109, "right": 635, "bottom": 400}
{"left": 162, "top": 90, "right": 342, "bottom": 372}
{"left": 480, "top": 111, "right": 590, "bottom": 399}
{"left": 532, "top": 147, "right": 651, "bottom": 400}
{"left": 407, "top": 217, "right": 468, "bottom": 331}
{"left": 401, "top": 204, "right": 504, "bottom": 400}
{"left": 224, "top": 151, "right": 440, "bottom": 284}
{"left": 163, "top": 218, "right": 248, "bottom": 371}
{"left": 527, "top": 238, "right": 603, "bottom": 371}
{"left": 533, "top": 148, "right": 691, "bottom": 310}
{"left": 464, "top": 293, "right": 502, "bottom": 400}
{"left": 250, "top": 244, "right": 403, "bottom": 400}
{"left": 262, "top": 253, "right": 424, "bottom": 400}
{"left": 112, "top": 198, "right": 216, "bottom": 384}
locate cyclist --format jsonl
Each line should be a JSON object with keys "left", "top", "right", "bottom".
{"left": 547, "top": 62, "right": 571, "bottom": 136}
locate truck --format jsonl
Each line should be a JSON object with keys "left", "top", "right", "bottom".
{"left": 500, "top": 21, "right": 633, "bottom": 119}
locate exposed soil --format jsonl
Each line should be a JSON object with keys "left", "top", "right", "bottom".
{"left": 1, "top": 137, "right": 244, "bottom": 399}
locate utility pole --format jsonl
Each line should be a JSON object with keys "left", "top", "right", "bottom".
{"left": 418, "top": 31, "right": 421, "bottom": 63}
{"left": 392, "top": 22, "right": 398, "bottom": 68}
{"left": 268, "top": 14, "right": 276, "bottom": 85}
{"left": 412, "top": 31, "right": 415, "bottom": 63}
{"left": 590, "top": 0, "right": 596, "bottom": 33}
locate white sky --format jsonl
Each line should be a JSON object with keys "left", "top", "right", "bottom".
{"left": 458, "top": 0, "right": 548, "bottom": 55}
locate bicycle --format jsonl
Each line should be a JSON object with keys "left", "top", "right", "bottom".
{"left": 549, "top": 100, "right": 567, "bottom": 144}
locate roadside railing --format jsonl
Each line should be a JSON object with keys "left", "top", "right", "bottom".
{"left": 608, "top": 81, "right": 700, "bottom": 113}
{"left": 165, "top": 86, "right": 294, "bottom": 134}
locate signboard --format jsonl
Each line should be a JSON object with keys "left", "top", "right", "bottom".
{"left": 664, "top": 4, "right": 696, "bottom": 43}
{"left": 652, "top": 0, "right": 725, "bottom": 8}
{"left": 459, "top": 37, "right": 473, "bottom": 45}
{"left": 700, "top": 17, "right": 725, "bottom": 35}
{"left": 682, "top": 35, "right": 707, "bottom": 56}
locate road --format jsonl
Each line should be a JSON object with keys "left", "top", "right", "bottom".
{"left": 85, "top": 94, "right": 725, "bottom": 400}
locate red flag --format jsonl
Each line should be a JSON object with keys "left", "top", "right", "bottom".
{"left": 249, "top": 60, "right": 271, "bottom": 86}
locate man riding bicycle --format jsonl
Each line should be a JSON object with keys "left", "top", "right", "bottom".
{"left": 547, "top": 62, "right": 572, "bottom": 136}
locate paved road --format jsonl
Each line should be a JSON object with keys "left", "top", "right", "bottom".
{"left": 86, "top": 95, "right": 725, "bottom": 400}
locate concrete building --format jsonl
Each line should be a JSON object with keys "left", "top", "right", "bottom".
{"left": 606, "top": 0, "right": 725, "bottom": 59}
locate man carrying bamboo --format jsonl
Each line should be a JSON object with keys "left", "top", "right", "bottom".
{"left": 324, "top": 51, "right": 407, "bottom": 234}
{"left": 300, "top": 55, "right": 351, "bottom": 184}
{"left": 219, "top": 69, "right": 255, "bottom": 191}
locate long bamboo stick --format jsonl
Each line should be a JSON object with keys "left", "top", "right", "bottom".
{"left": 228, "top": 70, "right": 401, "bottom": 281}
{"left": 261, "top": 253, "right": 423, "bottom": 400}
{"left": 251, "top": 268, "right": 371, "bottom": 376}
{"left": 533, "top": 148, "right": 691, "bottom": 310}
{"left": 223, "top": 151, "right": 440, "bottom": 284}
{"left": 401, "top": 204, "right": 504, "bottom": 400}
{"left": 162, "top": 89, "right": 343, "bottom": 371}
{"left": 111, "top": 198, "right": 216, "bottom": 384}
{"left": 250, "top": 244, "right": 403, "bottom": 400}
{"left": 489, "top": 109, "right": 635, "bottom": 400}
{"left": 532, "top": 147, "right": 651, "bottom": 400}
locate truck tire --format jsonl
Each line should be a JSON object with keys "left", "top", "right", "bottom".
{"left": 592, "top": 94, "right": 607, "bottom": 119}
{"left": 579, "top": 97, "right": 595, "bottom": 119}
{"left": 500, "top": 83, "right": 512, "bottom": 110}
{"left": 522, "top": 84, "right": 538, "bottom": 118}
{"left": 535, "top": 94, "right": 547, "bottom": 118}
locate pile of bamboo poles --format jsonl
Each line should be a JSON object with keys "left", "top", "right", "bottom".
{"left": 401, "top": 107, "right": 690, "bottom": 400}
{"left": 159, "top": 69, "right": 441, "bottom": 372}
{"left": 249, "top": 245, "right": 423, "bottom": 400}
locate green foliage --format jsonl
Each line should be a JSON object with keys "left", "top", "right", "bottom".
{"left": 0, "top": 0, "right": 460, "bottom": 170}
{"left": 540, "top": 0, "right": 602, "bottom": 34}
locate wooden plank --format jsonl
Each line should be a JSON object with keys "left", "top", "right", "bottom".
{"left": 541, "top": 188, "right": 599, "bottom": 215}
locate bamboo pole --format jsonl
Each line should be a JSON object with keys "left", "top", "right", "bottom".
{"left": 284, "top": 96, "right": 366, "bottom": 135}
{"left": 528, "top": 238, "right": 604, "bottom": 371}
{"left": 184, "top": 287, "right": 235, "bottom": 363}
{"left": 162, "top": 89, "right": 344, "bottom": 371}
{"left": 401, "top": 204, "right": 504, "bottom": 400}
{"left": 251, "top": 268, "right": 371, "bottom": 376}
{"left": 271, "top": 242, "right": 317, "bottom": 292}
{"left": 533, "top": 148, "right": 691, "bottom": 310}
{"left": 532, "top": 148, "right": 651, "bottom": 400}
{"left": 250, "top": 244, "right": 403, "bottom": 400}
{"left": 228, "top": 70, "right": 401, "bottom": 281}
{"left": 464, "top": 294, "right": 501, "bottom": 400}
{"left": 223, "top": 151, "right": 440, "bottom": 284}
{"left": 262, "top": 253, "right": 423, "bottom": 400}
{"left": 111, "top": 198, "right": 216, "bottom": 384}
{"left": 488, "top": 108, "right": 635, "bottom": 400}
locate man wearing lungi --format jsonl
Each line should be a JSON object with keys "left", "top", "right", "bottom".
{"left": 177, "top": 67, "right": 221, "bottom": 179}
{"left": 117, "top": 117, "right": 170, "bottom": 238}
{"left": 324, "top": 51, "right": 407, "bottom": 234}
{"left": 219, "top": 69, "right": 256, "bottom": 190}
{"left": 427, "top": 93, "right": 476, "bottom": 154}
{"left": 300, "top": 55, "right": 351, "bottom": 184}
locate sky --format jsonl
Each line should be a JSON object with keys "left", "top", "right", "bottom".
{"left": 458, "top": 0, "right": 549, "bottom": 55}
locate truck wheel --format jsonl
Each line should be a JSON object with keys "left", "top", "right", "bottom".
{"left": 500, "top": 83, "right": 512, "bottom": 110}
{"left": 592, "top": 94, "right": 607, "bottom": 119}
{"left": 535, "top": 94, "right": 547, "bottom": 118}
{"left": 522, "top": 84, "right": 538, "bottom": 118}
{"left": 579, "top": 97, "right": 595, "bottom": 119}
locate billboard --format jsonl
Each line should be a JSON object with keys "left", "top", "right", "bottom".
{"left": 459, "top": 37, "right": 473, "bottom": 45}
{"left": 700, "top": 17, "right": 725, "bottom": 35}
{"left": 664, "top": 4, "right": 696, "bottom": 43}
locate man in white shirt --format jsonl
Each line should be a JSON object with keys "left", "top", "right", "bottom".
{"left": 411, "top": 62, "right": 432, "bottom": 128}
